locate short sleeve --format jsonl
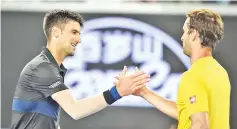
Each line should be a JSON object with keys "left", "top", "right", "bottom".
{"left": 183, "top": 74, "right": 209, "bottom": 117}
{"left": 33, "top": 62, "right": 68, "bottom": 98}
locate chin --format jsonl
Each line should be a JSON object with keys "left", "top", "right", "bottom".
{"left": 66, "top": 52, "right": 75, "bottom": 57}
{"left": 183, "top": 50, "right": 190, "bottom": 57}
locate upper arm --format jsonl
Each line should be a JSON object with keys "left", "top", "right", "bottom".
{"left": 190, "top": 112, "right": 209, "bottom": 129}
{"left": 51, "top": 89, "right": 78, "bottom": 119}
{"left": 51, "top": 89, "right": 76, "bottom": 108}
{"left": 51, "top": 89, "right": 76, "bottom": 105}
{"left": 183, "top": 74, "right": 209, "bottom": 117}
{"left": 33, "top": 62, "right": 68, "bottom": 98}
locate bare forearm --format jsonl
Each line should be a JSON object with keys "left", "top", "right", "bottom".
{"left": 69, "top": 94, "right": 108, "bottom": 120}
{"left": 53, "top": 69, "right": 150, "bottom": 120}
{"left": 141, "top": 88, "right": 178, "bottom": 119}
{"left": 72, "top": 94, "right": 108, "bottom": 119}
{"left": 56, "top": 92, "right": 108, "bottom": 120}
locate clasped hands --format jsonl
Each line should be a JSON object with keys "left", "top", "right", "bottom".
{"left": 113, "top": 66, "right": 150, "bottom": 97}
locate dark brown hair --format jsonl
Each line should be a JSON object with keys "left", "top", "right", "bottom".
{"left": 43, "top": 9, "right": 84, "bottom": 40}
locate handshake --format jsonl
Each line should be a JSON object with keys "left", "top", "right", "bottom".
{"left": 112, "top": 66, "right": 150, "bottom": 98}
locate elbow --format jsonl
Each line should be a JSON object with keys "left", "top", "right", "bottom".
{"left": 173, "top": 114, "right": 178, "bottom": 120}
{"left": 66, "top": 109, "right": 80, "bottom": 120}
{"left": 69, "top": 112, "right": 86, "bottom": 120}
{"left": 64, "top": 104, "right": 82, "bottom": 120}
{"left": 170, "top": 108, "right": 178, "bottom": 120}
{"left": 72, "top": 116, "right": 78, "bottom": 120}
{"left": 173, "top": 111, "right": 178, "bottom": 120}
{"left": 168, "top": 111, "right": 178, "bottom": 120}
{"left": 70, "top": 113, "right": 80, "bottom": 120}
{"left": 68, "top": 113, "right": 78, "bottom": 120}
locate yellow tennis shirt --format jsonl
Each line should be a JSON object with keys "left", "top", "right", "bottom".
{"left": 177, "top": 56, "right": 230, "bottom": 129}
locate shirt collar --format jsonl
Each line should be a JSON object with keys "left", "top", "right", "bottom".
{"left": 190, "top": 56, "right": 213, "bottom": 70}
{"left": 41, "top": 46, "right": 67, "bottom": 74}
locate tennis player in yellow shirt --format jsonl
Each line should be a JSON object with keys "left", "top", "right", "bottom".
{"left": 116, "top": 8, "right": 231, "bottom": 129}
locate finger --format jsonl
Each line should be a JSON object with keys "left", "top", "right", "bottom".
{"left": 130, "top": 71, "right": 145, "bottom": 79}
{"left": 133, "top": 84, "right": 146, "bottom": 92}
{"left": 117, "top": 72, "right": 122, "bottom": 77}
{"left": 114, "top": 77, "right": 119, "bottom": 81}
{"left": 114, "top": 75, "right": 121, "bottom": 80}
{"left": 132, "top": 78, "right": 150, "bottom": 88}
{"left": 121, "top": 66, "right": 127, "bottom": 76}
{"left": 113, "top": 81, "right": 118, "bottom": 86}
{"left": 132, "top": 74, "right": 150, "bottom": 83}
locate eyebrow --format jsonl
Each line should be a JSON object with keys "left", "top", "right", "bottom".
{"left": 72, "top": 29, "right": 80, "bottom": 33}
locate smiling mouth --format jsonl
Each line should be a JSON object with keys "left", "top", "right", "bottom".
{"left": 71, "top": 43, "right": 77, "bottom": 47}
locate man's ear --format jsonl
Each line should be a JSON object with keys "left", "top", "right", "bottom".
{"left": 192, "top": 29, "right": 200, "bottom": 41}
{"left": 51, "top": 26, "right": 61, "bottom": 39}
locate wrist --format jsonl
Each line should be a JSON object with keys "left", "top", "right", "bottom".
{"left": 103, "top": 86, "right": 122, "bottom": 105}
{"left": 140, "top": 87, "right": 150, "bottom": 98}
{"left": 110, "top": 86, "right": 122, "bottom": 100}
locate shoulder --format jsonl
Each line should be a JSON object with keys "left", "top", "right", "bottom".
{"left": 35, "top": 62, "right": 60, "bottom": 79}
{"left": 180, "top": 71, "right": 199, "bottom": 82}
{"left": 25, "top": 54, "right": 61, "bottom": 81}
{"left": 23, "top": 53, "right": 51, "bottom": 69}
{"left": 19, "top": 54, "right": 49, "bottom": 75}
{"left": 179, "top": 71, "right": 203, "bottom": 89}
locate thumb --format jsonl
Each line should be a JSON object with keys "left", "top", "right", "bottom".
{"left": 113, "top": 81, "right": 119, "bottom": 86}
{"left": 121, "top": 66, "right": 127, "bottom": 76}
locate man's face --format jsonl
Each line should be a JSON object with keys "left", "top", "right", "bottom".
{"left": 58, "top": 21, "right": 81, "bottom": 56}
{"left": 181, "top": 18, "right": 192, "bottom": 57}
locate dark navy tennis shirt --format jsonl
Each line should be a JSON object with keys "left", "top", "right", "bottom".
{"left": 10, "top": 47, "right": 68, "bottom": 129}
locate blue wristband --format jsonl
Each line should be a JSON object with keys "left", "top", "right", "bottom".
{"left": 109, "top": 86, "right": 122, "bottom": 101}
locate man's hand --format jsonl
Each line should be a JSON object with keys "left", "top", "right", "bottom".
{"left": 132, "top": 86, "right": 148, "bottom": 97}
{"left": 114, "top": 66, "right": 150, "bottom": 97}
{"left": 117, "top": 67, "right": 178, "bottom": 119}
{"left": 132, "top": 67, "right": 149, "bottom": 97}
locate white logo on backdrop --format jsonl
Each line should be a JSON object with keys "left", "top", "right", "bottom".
{"left": 63, "top": 17, "right": 190, "bottom": 107}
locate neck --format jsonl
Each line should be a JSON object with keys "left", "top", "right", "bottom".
{"left": 46, "top": 42, "right": 65, "bottom": 66}
{"left": 190, "top": 47, "right": 212, "bottom": 65}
